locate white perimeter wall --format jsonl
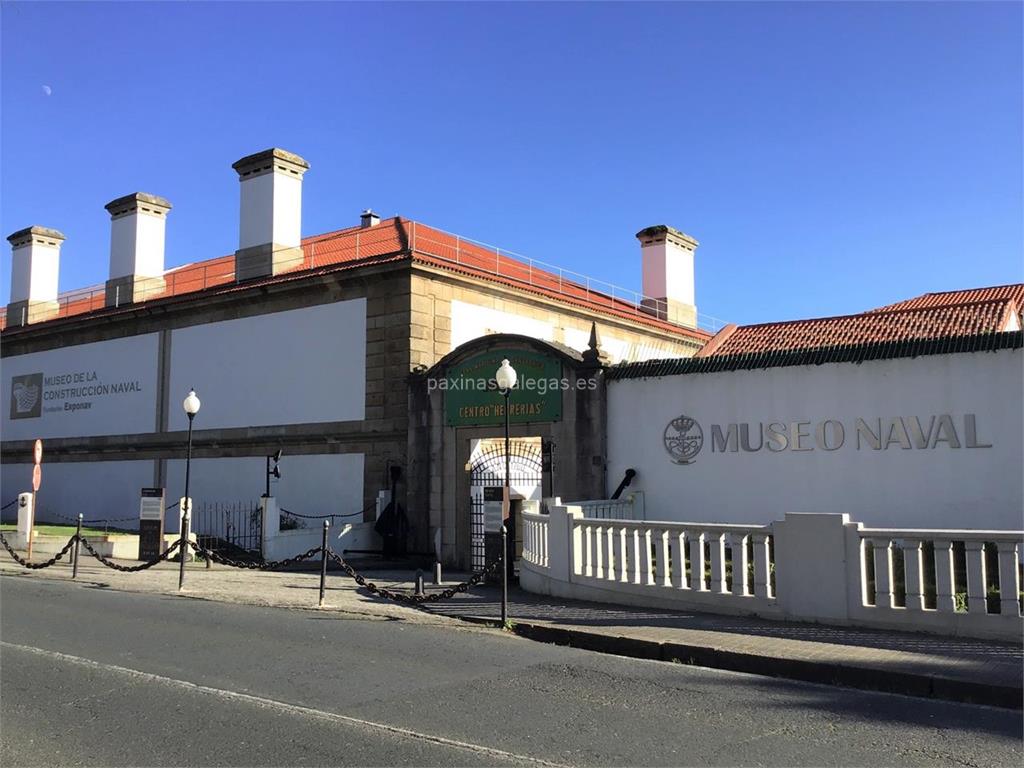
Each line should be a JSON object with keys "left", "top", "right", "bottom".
{"left": 2, "top": 334, "right": 160, "bottom": 440}
{"left": 164, "top": 453, "right": 364, "bottom": 533}
{"left": 607, "top": 349, "right": 1024, "bottom": 530}
{"left": 167, "top": 300, "right": 366, "bottom": 431}
{"left": 1, "top": 460, "right": 154, "bottom": 522}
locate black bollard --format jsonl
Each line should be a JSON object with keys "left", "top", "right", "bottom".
{"left": 72, "top": 513, "right": 82, "bottom": 579}
{"left": 433, "top": 561, "right": 442, "bottom": 585}
{"left": 415, "top": 569, "right": 425, "bottom": 597}
{"left": 319, "top": 519, "right": 329, "bottom": 607}
{"left": 178, "top": 512, "right": 188, "bottom": 591}
{"left": 500, "top": 524, "right": 508, "bottom": 626}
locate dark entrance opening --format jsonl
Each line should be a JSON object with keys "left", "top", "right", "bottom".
{"left": 467, "top": 438, "right": 543, "bottom": 570}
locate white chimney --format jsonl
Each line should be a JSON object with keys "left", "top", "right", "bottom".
{"left": 104, "top": 192, "right": 172, "bottom": 307}
{"left": 6, "top": 226, "right": 65, "bottom": 326}
{"left": 636, "top": 224, "right": 698, "bottom": 328}
{"left": 360, "top": 209, "right": 380, "bottom": 228}
{"left": 231, "top": 148, "right": 310, "bottom": 280}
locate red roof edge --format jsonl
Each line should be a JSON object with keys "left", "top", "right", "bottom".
{"left": 694, "top": 323, "right": 738, "bottom": 358}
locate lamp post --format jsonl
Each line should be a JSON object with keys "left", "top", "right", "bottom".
{"left": 495, "top": 359, "right": 517, "bottom": 625}
{"left": 179, "top": 389, "right": 201, "bottom": 590}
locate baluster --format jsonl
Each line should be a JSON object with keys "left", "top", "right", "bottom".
{"left": 997, "top": 542, "right": 1021, "bottom": 617}
{"left": 673, "top": 532, "right": 688, "bottom": 589}
{"left": 709, "top": 533, "right": 727, "bottom": 594}
{"left": 689, "top": 532, "right": 706, "bottom": 591}
{"left": 872, "top": 538, "right": 894, "bottom": 609}
{"left": 598, "top": 528, "right": 606, "bottom": 581}
{"left": 583, "top": 524, "right": 593, "bottom": 578}
{"left": 731, "top": 533, "right": 749, "bottom": 597}
{"left": 594, "top": 525, "right": 604, "bottom": 579}
{"left": 964, "top": 541, "right": 988, "bottom": 614}
{"left": 638, "top": 528, "right": 654, "bottom": 586}
{"left": 570, "top": 520, "right": 582, "bottom": 576}
{"left": 629, "top": 528, "right": 642, "bottom": 584}
{"left": 541, "top": 522, "right": 548, "bottom": 567}
{"left": 752, "top": 533, "right": 770, "bottom": 598}
{"left": 657, "top": 529, "right": 671, "bottom": 587}
{"left": 933, "top": 539, "right": 956, "bottom": 612}
{"left": 616, "top": 526, "right": 628, "bottom": 582}
{"left": 901, "top": 539, "right": 925, "bottom": 611}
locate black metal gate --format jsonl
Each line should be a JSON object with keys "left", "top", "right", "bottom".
{"left": 468, "top": 441, "right": 543, "bottom": 570}
{"left": 193, "top": 501, "right": 262, "bottom": 560}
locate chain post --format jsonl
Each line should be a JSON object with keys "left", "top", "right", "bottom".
{"left": 72, "top": 514, "right": 82, "bottom": 579}
{"left": 319, "top": 519, "right": 329, "bottom": 607}
{"left": 501, "top": 524, "right": 509, "bottom": 626}
{"left": 415, "top": 570, "right": 425, "bottom": 597}
{"left": 433, "top": 561, "right": 442, "bottom": 585}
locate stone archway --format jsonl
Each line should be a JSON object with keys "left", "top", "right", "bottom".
{"left": 408, "top": 332, "right": 608, "bottom": 569}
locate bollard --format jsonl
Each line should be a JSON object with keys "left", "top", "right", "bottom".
{"left": 178, "top": 513, "right": 188, "bottom": 591}
{"left": 319, "top": 519, "right": 329, "bottom": 607}
{"left": 72, "top": 513, "right": 83, "bottom": 579}
{"left": 415, "top": 569, "right": 425, "bottom": 597}
{"left": 433, "top": 561, "right": 442, "bottom": 585}
{"left": 500, "top": 524, "right": 508, "bottom": 626}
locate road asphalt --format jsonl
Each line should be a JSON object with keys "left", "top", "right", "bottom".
{"left": 1, "top": 575, "right": 1021, "bottom": 767}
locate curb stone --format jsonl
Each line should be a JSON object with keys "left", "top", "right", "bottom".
{"left": 450, "top": 616, "right": 1022, "bottom": 710}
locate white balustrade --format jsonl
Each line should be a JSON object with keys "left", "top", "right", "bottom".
{"left": 852, "top": 527, "right": 1023, "bottom": 639}
{"left": 568, "top": 492, "right": 644, "bottom": 521}
{"left": 521, "top": 512, "right": 549, "bottom": 570}
{"left": 566, "top": 516, "right": 775, "bottom": 613}
{"left": 519, "top": 506, "right": 1022, "bottom": 642}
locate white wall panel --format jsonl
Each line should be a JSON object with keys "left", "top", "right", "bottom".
{"left": 607, "top": 350, "right": 1023, "bottom": 530}
{"left": 1, "top": 460, "right": 155, "bottom": 522}
{"left": 450, "top": 300, "right": 553, "bottom": 351}
{"left": 167, "top": 300, "right": 366, "bottom": 431}
{"left": 1, "top": 334, "right": 159, "bottom": 440}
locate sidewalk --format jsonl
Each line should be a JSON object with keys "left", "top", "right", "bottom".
{"left": 2, "top": 551, "right": 1020, "bottom": 709}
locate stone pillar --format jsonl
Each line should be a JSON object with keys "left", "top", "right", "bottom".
{"left": 773, "top": 513, "right": 859, "bottom": 623}
{"left": 261, "top": 496, "right": 280, "bottom": 559}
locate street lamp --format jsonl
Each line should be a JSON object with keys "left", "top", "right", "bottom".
{"left": 179, "top": 389, "right": 201, "bottom": 590}
{"left": 495, "top": 359, "right": 517, "bottom": 624}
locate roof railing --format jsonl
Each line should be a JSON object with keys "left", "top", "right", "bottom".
{"left": 404, "top": 220, "right": 725, "bottom": 333}
{"left": 0, "top": 221, "right": 727, "bottom": 334}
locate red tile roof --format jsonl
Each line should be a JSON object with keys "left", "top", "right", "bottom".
{"left": 869, "top": 284, "right": 1024, "bottom": 315}
{"left": 698, "top": 295, "right": 1021, "bottom": 358}
{"left": 1, "top": 217, "right": 710, "bottom": 343}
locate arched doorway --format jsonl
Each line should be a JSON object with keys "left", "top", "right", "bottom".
{"left": 467, "top": 437, "right": 543, "bottom": 570}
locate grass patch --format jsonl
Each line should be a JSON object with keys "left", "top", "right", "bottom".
{"left": 0, "top": 523, "right": 135, "bottom": 538}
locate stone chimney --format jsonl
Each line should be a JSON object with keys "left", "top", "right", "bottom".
{"left": 104, "top": 192, "right": 172, "bottom": 307}
{"left": 636, "top": 224, "right": 698, "bottom": 328}
{"left": 360, "top": 209, "right": 380, "bottom": 228}
{"left": 232, "top": 148, "right": 310, "bottom": 281}
{"left": 6, "top": 226, "right": 65, "bottom": 326}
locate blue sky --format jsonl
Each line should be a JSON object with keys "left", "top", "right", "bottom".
{"left": 2, "top": 1, "right": 1021, "bottom": 327}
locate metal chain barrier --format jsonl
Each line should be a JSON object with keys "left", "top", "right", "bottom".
{"left": 325, "top": 549, "right": 502, "bottom": 604}
{"left": 188, "top": 540, "right": 322, "bottom": 570}
{"left": 52, "top": 511, "right": 139, "bottom": 526}
{"left": 281, "top": 504, "right": 375, "bottom": 521}
{"left": 78, "top": 537, "right": 182, "bottom": 572}
{"left": 0, "top": 531, "right": 76, "bottom": 569}
{"left": 2, "top": 525, "right": 501, "bottom": 606}
{"left": 1, "top": 499, "right": 17, "bottom": 511}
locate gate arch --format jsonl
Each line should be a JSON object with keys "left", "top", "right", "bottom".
{"left": 468, "top": 440, "right": 543, "bottom": 569}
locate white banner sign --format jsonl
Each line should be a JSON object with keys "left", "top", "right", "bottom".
{"left": 2, "top": 334, "right": 159, "bottom": 440}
